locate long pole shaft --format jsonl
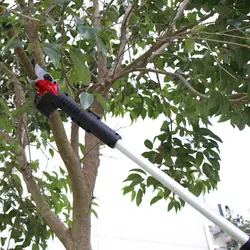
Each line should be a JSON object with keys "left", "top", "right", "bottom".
{"left": 115, "top": 140, "right": 249, "bottom": 245}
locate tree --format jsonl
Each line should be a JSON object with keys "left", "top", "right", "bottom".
{"left": 0, "top": 0, "right": 249, "bottom": 249}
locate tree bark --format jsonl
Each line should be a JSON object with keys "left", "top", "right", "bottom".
{"left": 71, "top": 99, "right": 103, "bottom": 250}
{"left": 69, "top": 1, "right": 109, "bottom": 249}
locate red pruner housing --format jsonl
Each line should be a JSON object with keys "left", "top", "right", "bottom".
{"left": 36, "top": 79, "right": 59, "bottom": 97}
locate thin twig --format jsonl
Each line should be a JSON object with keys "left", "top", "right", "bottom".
{"left": 200, "top": 35, "right": 236, "bottom": 79}
{"left": 170, "top": 35, "right": 250, "bottom": 49}
{"left": 137, "top": 67, "right": 209, "bottom": 99}
{"left": 191, "top": 30, "right": 250, "bottom": 41}
{"left": 80, "top": 140, "right": 101, "bottom": 163}
{"left": 133, "top": 68, "right": 250, "bottom": 105}
{"left": 60, "top": 21, "right": 76, "bottom": 96}
{"left": 0, "top": 4, "right": 40, "bottom": 21}
{"left": 111, "top": 3, "right": 133, "bottom": 75}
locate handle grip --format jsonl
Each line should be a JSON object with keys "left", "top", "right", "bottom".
{"left": 35, "top": 92, "right": 121, "bottom": 148}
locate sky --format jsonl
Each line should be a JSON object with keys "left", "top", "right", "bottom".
{"left": 44, "top": 114, "right": 250, "bottom": 250}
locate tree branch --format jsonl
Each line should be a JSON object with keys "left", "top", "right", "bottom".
{"left": 71, "top": 121, "right": 79, "bottom": 158}
{"left": 0, "top": 4, "right": 39, "bottom": 21}
{"left": 127, "top": 68, "right": 250, "bottom": 104}
{"left": 146, "top": 7, "right": 215, "bottom": 63}
{"left": 137, "top": 68, "right": 209, "bottom": 99}
{"left": 111, "top": 3, "right": 133, "bottom": 75}
{"left": 171, "top": 35, "right": 250, "bottom": 50}
{"left": 173, "top": 0, "right": 189, "bottom": 22}
{"left": 70, "top": 96, "right": 79, "bottom": 159}
{"left": 16, "top": 0, "right": 26, "bottom": 9}
{"left": 23, "top": 12, "right": 85, "bottom": 197}
{"left": 146, "top": 0, "right": 189, "bottom": 63}
{"left": 49, "top": 112, "right": 82, "bottom": 188}
{"left": 0, "top": 131, "right": 73, "bottom": 249}
{"left": 7, "top": 29, "right": 36, "bottom": 79}
{"left": 27, "top": 18, "right": 46, "bottom": 67}
{"left": 93, "top": 0, "right": 107, "bottom": 79}
{"left": 0, "top": 62, "right": 28, "bottom": 147}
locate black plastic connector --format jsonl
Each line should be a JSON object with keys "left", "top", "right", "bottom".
{"left": 36, "top": 92, "right": 121, "bottom": 148}
{"left": 240, "top": 238, "right": 250, "bottom": 250}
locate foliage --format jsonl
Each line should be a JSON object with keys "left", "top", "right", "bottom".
{"left": 0, "top": 0, "right": 249, "bottom": 249}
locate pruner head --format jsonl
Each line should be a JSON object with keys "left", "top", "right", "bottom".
{"left": 27, "top": 64, "right": 59, "bottom": 97}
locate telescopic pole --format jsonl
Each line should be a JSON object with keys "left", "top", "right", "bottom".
{"left": 115, "top": 140, "right": 250, "bottom": 248}
{"left": 32, "top": 63, "right": 250, "bottom": 250}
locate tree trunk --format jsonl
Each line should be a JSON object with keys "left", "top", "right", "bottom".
{"left": 72, "top": 209, "right": 92, "bottom": 250}
{"left": 71, "top": 100, "right": 103, "bottom": 250}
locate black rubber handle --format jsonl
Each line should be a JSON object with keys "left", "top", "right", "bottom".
{"left": 35, "top": 92, "right": 121, "bottom": 148}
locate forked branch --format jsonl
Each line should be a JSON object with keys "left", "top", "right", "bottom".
{"left": 111, "top": 3, "right": 133, "bottom": 75}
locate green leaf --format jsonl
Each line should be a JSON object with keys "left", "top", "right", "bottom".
{"left": 199, "top": 128, "right": 223, "bottom": 143}
{"left": 231, "top": 115, "right": 241, "bottom": 125}
{"left": 43, "top": 44, "right": 60, "bottom": 67}
{"left": 131, "top": 190, "right": 136, "bottom": 201}
{"left": 75, "top": 16, "right": 98, "bottom": 39}
{"left": 185, "top": 39, "right": 195, "bottom": 53}
{"left": 1, "top": 237, "right": 6, "bottom": 246}
{"left": 10, "top": 141, "right": 23, "bottom": 154}
{"left": 220, "top": 96, "right": 230, "bottom": 115}
{"left": 146, "top": 176, "right": 159, "bottom": 188}
{"left": 196, "top": 152, "right": 203, "bottom": 166}
{"left": 79, "top": 143, "right": 85, "bottom": 155}
{"left": 32, "top": 243, "right": 39, "bottom": 250}
{"left": 129, "top": 168, "right": 147, "bottom": 175}
{"left": 93, "top": 93, "right": 108, "bottom": 112}
{"left": 91, "top": 201, "right": 99, "bottom": 207}
{"left": 0, "top": 99, "right": 9, "bottom": 114}
{"left": 164, "top": 188, "right": 171, "bottom": 199}
{"left": 2, "top": 32, "right": 19, "bottom": 54}
{"left": 202, "top": 163, "right": 214, "bottom": 179}
{"left": 124, "top": 173, "right": 143, "bottom": 182}
{"left": 187, "top": 13, "right": 197, "bottom": 25}
{"left": 70, "top": 49, "right": 91, "bottom": 85}
{"left": 107, "top": 6, "right": 119, "bottom": 23}
{"left": 75, "top": 0, "right": 83, "bottom": 8}
{"left": 80, "top": 92, "right": 94, "bottom": 110}
{"left": 123, "top": 186, "right": 133, "bottom": 195}
{"left": 168, "top": 200, "right": 174, "bottom": 211}
{"left": 91, "top": 209, "right": 98, "bottom": 218}
{"left": 96, "top": 35, "right": 108, "bottom": 56}
{"left": 142, "top": 151, "right": 155, "bottom": 163}
{"left": 208, "top": 158, "right": 220, "bottom": 170}
{"left": 234, "top": 48, "right": 250, "bottom": 69}
{"left": 144, "top": 139, "right": 153, "bottom": 149}
{"left": 49, "top": 148, "right": 54, "bottom": 157}
{"left": 193, "top": 182, "right": 203, "bottom": 196}
{"left": 11, "top": 101, "right": 33, "bottom": 118}
{"left": 150, "top": 195, "right": 163, "bottom": 205}
{"left": 136, "top": 189, "right": 143, "bottom": 206}
{"left": 79, "top": 26, "right": 99, "bottom": 39}
{"left": 208, "top": 149, "right": 221, "bottom": 160}
{"left": 208, "top": 91, "right": 221, "bottom": 109}
{"left": 173, "top": 201, "right": 181, "bottom": 212}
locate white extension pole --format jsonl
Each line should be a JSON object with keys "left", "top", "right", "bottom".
{"left": 115, "top": 140, "right": 249, "bottom": 245}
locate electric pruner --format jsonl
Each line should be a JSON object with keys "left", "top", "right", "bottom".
{"left": 28, "top": 64, "right": 121, "bottom": 148}
{"left": 28, "top": 64, "right": 250, "bottom": 250}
